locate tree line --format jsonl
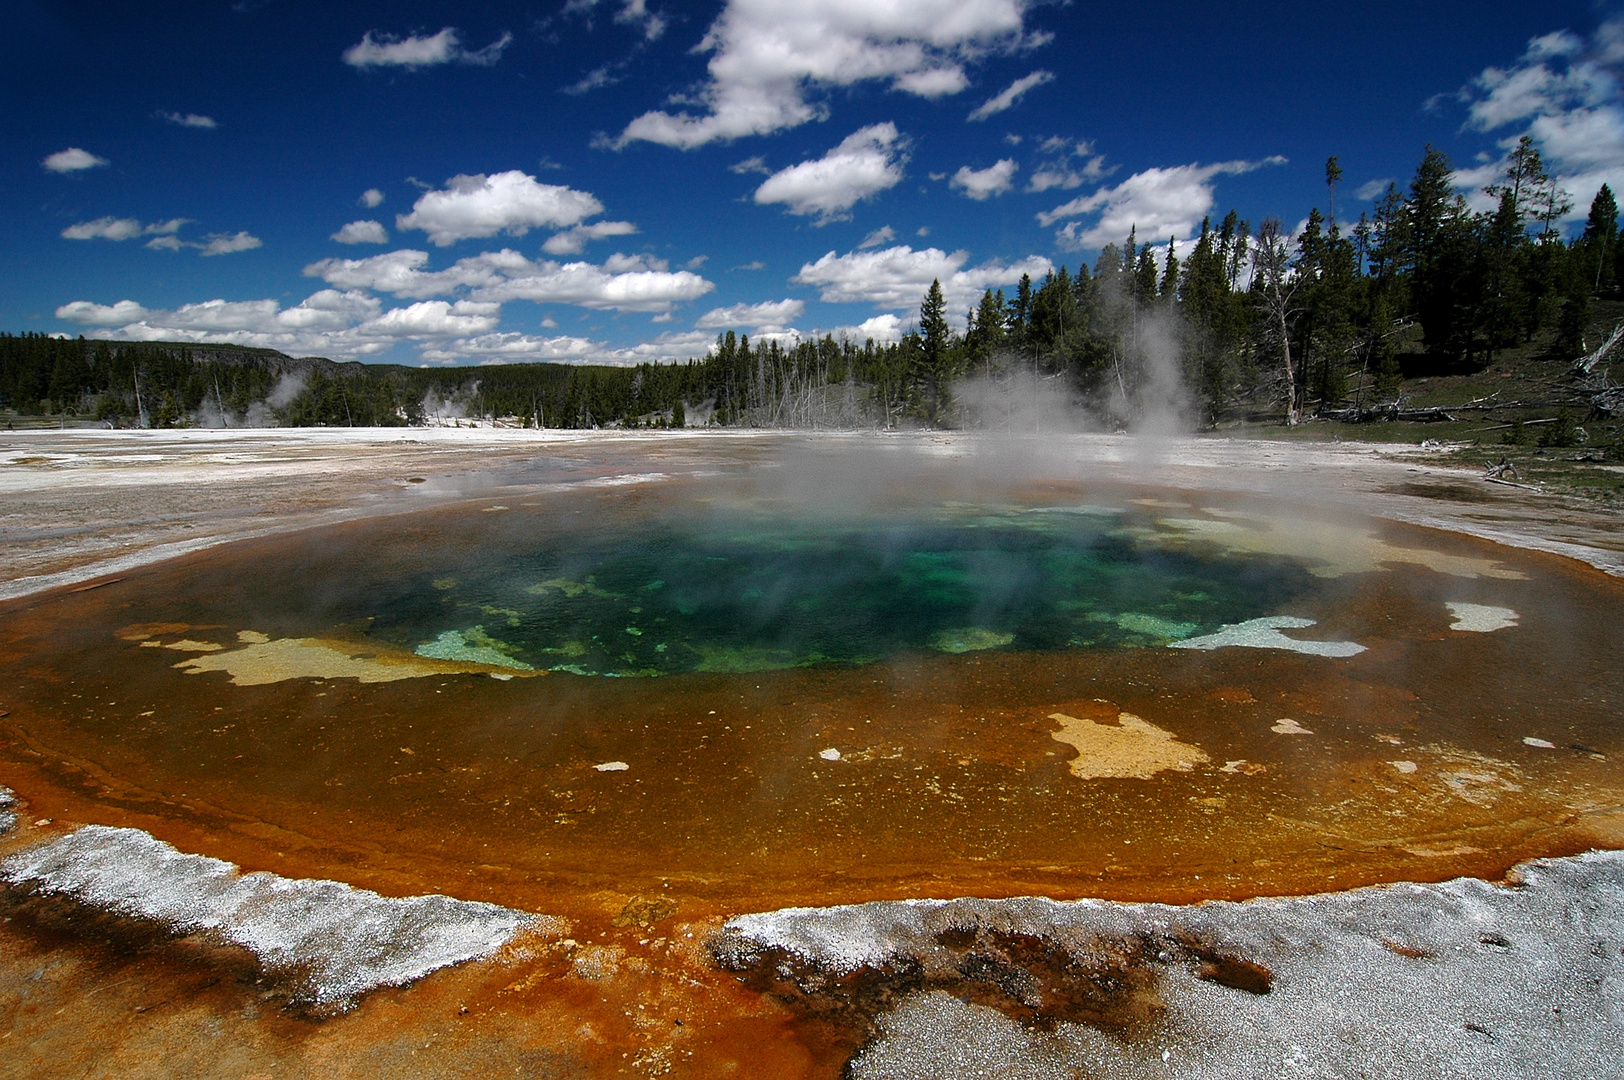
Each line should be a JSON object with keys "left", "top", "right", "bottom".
{"left": 903, "top": 140, "right": 1619, "bottom": 429}
{"left": 4, "top": 141, "right": 1619, "bottom": 431}
{"left": 0, "top": 329, "right": 921, "bottom": 429}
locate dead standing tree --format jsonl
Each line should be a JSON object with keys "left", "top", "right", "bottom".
{"left": 1251, "top": 217, "right": 1302, "bottom": 426}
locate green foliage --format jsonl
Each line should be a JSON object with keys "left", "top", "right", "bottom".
{"left": 1581, "top": 184, "right": 1618, "bottom": 295}
{"left": 1539, "top": 411, "right": 1580, "bottom": 448}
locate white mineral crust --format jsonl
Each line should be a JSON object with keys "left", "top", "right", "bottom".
{"left": 721, "top": 851, "right": 1624, "bottom": 1079}
{"left": 1, "top": 825, "right": 537, "bottom": 1007}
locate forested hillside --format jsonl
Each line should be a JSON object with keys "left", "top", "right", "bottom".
{"left": 4, "top": 144, "right": 1620, "bottom": 435}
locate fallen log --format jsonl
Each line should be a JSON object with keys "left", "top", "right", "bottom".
{"left": 1573, "top": 323, "right": 1623, "bottom": 376}
{"left": 1482, "top": 475, "right": 1542, "bottom": 491}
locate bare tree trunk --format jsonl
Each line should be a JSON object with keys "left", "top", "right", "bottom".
{"left": 1252, "top": 218, "right": 1301, "bottom": 426}
{"left": 1275, "top": 305, "right": 1297, "bottom": 425}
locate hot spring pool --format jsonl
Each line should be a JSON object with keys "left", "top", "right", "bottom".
{"left": 183, "top": 497, "right": 1322, "bottom": 678}
{"left": 0, "top": 457, "right": 1620, "bottom": 922}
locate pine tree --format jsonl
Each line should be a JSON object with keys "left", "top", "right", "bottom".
{"left": 1009, "top": 274, "right": 1033, "bottom": 354}
{"left": 916, "top": 279, "right": 952, "bottom": 425}
{"left": 1160, "top": 237, "right": 1180, "bottom": 301}
{"left": 1484, "top": 136, "right": 1544, "bottom": 229}
{"left": 1093, "top": 243, "right": 1124, "bottom": 285}
{"left": 1030, "top": 267, "right": 1080, "bottom": 361}
{"left": 1180, "top": 217, "right": 1243, "bottom": 420}
{"left": 1481, "top": 187, "right": 1530, "bottom": 352}
{"left": 967, "top": 288, "right": 1007, "bottom": 374}
{"left": 1367, "top": 183, "right": 1406, "bottom": 286}
{"left": 1219, "top": 211, "right": 1249, "bottom": 288}
{"left": 1325, "top": 156, "right": 1343, "bottom": 227}
{"left": 46, "top": 341, "right": 91, "bottom": 412}
{"left": 1582, "top": 184, "right": 1618, "bottom": 293}
{"left": 1133, "top": 245, "right": 1159, "bottom": 301}
{"left": 1532, "top": 172, "right": 1574, "bottom": 241}
{"left": 1403, "top": 145, "right": 1474, "bottom": 355}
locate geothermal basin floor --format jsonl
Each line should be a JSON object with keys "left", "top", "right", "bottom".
{"left": 0, "top": 428, "right": 1621, "bottom": 1078}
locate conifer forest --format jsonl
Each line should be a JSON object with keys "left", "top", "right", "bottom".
{"left": 5, "top": 144, "right": 1622, "bottom": 434}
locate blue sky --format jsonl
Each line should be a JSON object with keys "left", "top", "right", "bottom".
{"left": 6, "top": 1, "right": 1621, "bottom": 365}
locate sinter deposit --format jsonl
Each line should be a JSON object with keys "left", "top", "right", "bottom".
{"left": 1, "top": 825, "right": 540, "bottom": 1008}
{"left": 718, "top": 851, "right": 1624, "bottom": 1079}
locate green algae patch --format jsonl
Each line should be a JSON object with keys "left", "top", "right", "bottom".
{"left": 415, "top": 626, "right": 535, "bottom": 671}
{"left": 929, "top": 627, "right": 1015, "bottom": 654}
{"left": 687, "top": 643, "right": 810, "bottom": 674}
{"left": 1078, "top": 611, "right": 1200, "bottom": 644}
{"left": 526, "top": 577, "right": 621, "bottom": 600}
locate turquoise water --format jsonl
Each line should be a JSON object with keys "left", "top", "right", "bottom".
{"left": 356, "top": 504, "right": 1316, "bottom": 677}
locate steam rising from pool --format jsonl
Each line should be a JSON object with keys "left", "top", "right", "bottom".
{"left": 338, "top": 500, "right": 1332, "bottom": 679}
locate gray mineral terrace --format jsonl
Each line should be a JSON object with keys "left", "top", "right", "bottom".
{"left": 720, "top": 851, "right": 1624, "bottom": 1079}
{"left": 1, "top": 826, "right": 541, "bottom": 1010}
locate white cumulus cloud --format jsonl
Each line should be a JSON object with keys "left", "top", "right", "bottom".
{"left": 304, "top": 249, "right": 532, "bottom": 298}
{"left": 332, "top": 220, "right": 389, "bottom": 244}
{"left": 1354, "top": 178, "right": 1395, "bottom": 201}
{"left": 564, "top": 0, "right": 666, "bottom": 42}
{"left": 753, "top": 123, "right": 906, "bottom": 222}
{"left": 542, "top": 220, "right": 639, "bottom": 255}
{"left": 199, "top": 231, "right": 263, "bottom": 256}
{"left": 364, "top": 300, "right": 501, "bottom": 338}
{"left": 1452, "top": 15, "right": 1624, "bottom": 227}
{"left": 602, "top": 252, "right": 669, "bottom": 272}
{"left": 52, "top": 290, "right": 414, "bottom": 359}
{"left": 342, "top": 28, "right": 512, "bottom": 69}
{"left": 397, "top": 171, "right": 605, "bottom": 246}
{"left": 1038, "top": 157, "right": 1285, "bottom": 250}
{"left": 966, "top": 69, "right": 1052, "bottom": 121}
{"left": 61, "top": 217, "right": 207, "bottom": 247}
{"left": 858, "top": 225, "right": 897, "bottom": 248}
{"left": 160, "top": 111, "right": 217, "bottom": 128}
{"left": 474, "top": 257, "right": 713, "bottom": 313}
{"left": 950, "top": 158, "right": 1017, "bottom": 199}
{"left": 303, "top": 247, "right": 714, "bottom": 314}
{"left": 42, "top": 148, "right": 108, "bottom": 173}
{"left": 360, "top": 188, "right": 386, "bottom": 208}
{"left": 615, "top": 0, "right": 1038, "bottom": 149}
{"left": 49, "top": 289, "right": 531, "bottom": 362}
{"left": 829, "top": 313, "right": 906, "bottom": 343}
{"left": 55, "top": 300, "right": 152, "bottom": 325}
{"left": 62, "top": 217, "right": 145, "bottom": 242}
{"left": 598, "top": 330, "right": 720, "bottom": 365}
{"left": 432, "top": 328, "right": 720, "bottom": 366}
{"left": 894, "top": 65, "right": 969, "bottom": 97}
{"left": 304, "top": 249, "right": 438, "bottom": 295}
{"left": 1026, "top": 137, "right": 1111, "bottom": 192}
{"left": 793, "top": 243, "right": 1051, "bottom": 314}
{"left": 415, "top": 332, "right": 600, "bottom": 365}
{"left": 695, "top": 299, "right": 806, "bottom": 330}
